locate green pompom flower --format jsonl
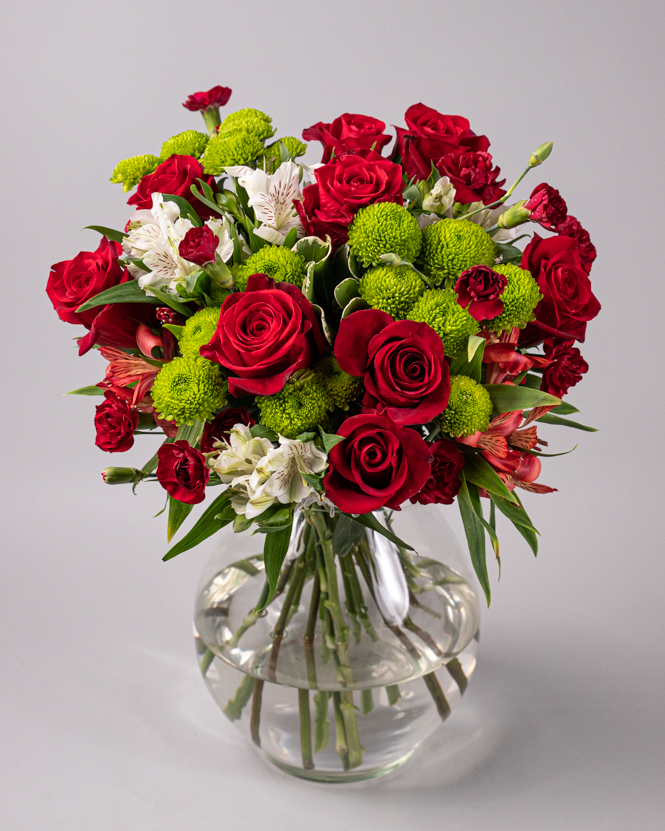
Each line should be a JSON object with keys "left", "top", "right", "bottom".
{"left": 420, "top": 218, "right": 496, "bottom": 287}
{"left": 151, "top": 357, "right": 226, "bottom": 426}
{"left": 436, "top": 375, "right": 493, "bottom": 437}
{"left": 485, "top": 263, "right": 542, "bottom": 333}
{"left": 110, "top": 155, "right": 160, "bottom": 192}
{"left": 256, "top": 374, "right": 333, "bottom": 439}
{"left": 359, "top": 265, "right": 425, "bottom": 319}
{"left": 315, "top": 357, "right": 363, "bottom": 410}
{"left": 209, "top": 284, "right": 232, "bottom": 305}
{"left": 234, "top": 245, "right": 307, "bottom": 291}
{"left": 407, "top": 289, "right": 479, "bottom": 359}
{"left": 264, "top": 136, "right": 308, "bottom": 159}
{"left": 348, "top": 203, "right": 422, "bottom": 267}
{"left": 178, "top": 307, "right": 221, "bottom": 359}
{"left": 222, "top": 108, "right": 273, "bottom": 128}
{"left": 201, "top": 132, "right": 265, "bottom": 175}
{"left": 217, "top": 110, "right": 275, "bottom": 144}
{"left": 160, "top": 130, "right": 209, "bottom": 161}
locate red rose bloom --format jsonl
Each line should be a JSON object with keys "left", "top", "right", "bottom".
{"left": 395, "top": 103, "right": 490, "bottom": 181}
{"left": 179, "top": 226, "right": 218, "bottom": 266}
{"left": 410, "top": 440, "right": 464, "bottom": 505}
{"left": 200, "top": 407, "right": 256, "bottom": 453}
{"left": 335, "top": 309, "right": 449, "bottom": 425}
{"left": 303, "top": 113, "right": 392, "bottom": 164}
{"left": 525, "top": 183, "right": 568, "bottom": 230}
{"left": 127, "top": 155, "right": 215, "bottom": 218}
{"left": 323, "top": 412, "right": 432, "bottom": 513}
{"left": 182, "top": 86, "right": 232, "bottom": 112}
{"left": 522, "top": 234, "right": 601, "bottom": 342}
{"left": 156, "top": 440, "right": 210, "bottom": 504}
{"left": 47, "top": 237, "right": 127, "bottom": 327}
{"left": 455, "top": 265, "right": 508, "bottom": 321}
{"left": 78, "top": 303, "right": 158, "bottom": 356}
{"left": 94, "top": 391, "right": 138, "bottom": 453}
{"left": 200, "top": 273, "right": 325, "bottom": 396}
{"left": 555, "top": 215, "right": 597, "bottom": 273}
{"left": 436, "top": 150, "right": 506, "bottom": 205}
{"left": 541, "top": 340, "right": 589, "bottom": 398}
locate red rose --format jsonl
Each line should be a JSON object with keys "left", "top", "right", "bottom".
{"left": 200, "top": 406, "right": 256, "bottom": 453}
{"left": 156, "top": 440, "right": 210, "bottom": 504}
{"left": 179, "top": 226, "right": 218, "bottom": 266}
{"left": 395, "top": 103, "right": 490, "bottom": 181}
{"left": 436, "top": 150, "right": 506, "bottom": 205}
{"left": 200, "top": 273, "right": 325, "bottom": 396}
{"left": 555, "top": 215, "right": 596, "bottom": 273}
{"left": 525, "top": 183, "right": 568, "bottom": 230}
{"left": 94, "top": 391, "right": 138, "bottom": 453}
{"left": 522, "top": 234, "right": 601, "bottom": 342}
{"left": 78, "top": 303, "right": 158, "bottom": 356}
{"left": 323, "top": 412, "right": 432, "bottom": 513}
{"left": 541, "top": 340, "right": 589, "bottom": 398}
{"left": 47, "top": 237, "right": 127, "bottom": 327}
{"left": 182, "top": 86, "right": 232, "bottom": 112}
{"left": 127, "top": 155, "right": 215, "bottom": 218}
{"left": 303, "top": 113, "right": 392, "bottom": 164}
{"left": 455, "top": 265, "right": 508, "bottom": 321}
{"left": 335, "top": 309, "right": 449, "bottom": 425}
{"left": 410, "top": 439, "right": 464, "bottom": 505}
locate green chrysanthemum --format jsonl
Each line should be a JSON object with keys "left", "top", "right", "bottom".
{"left": 201, "top": 132, "right": 265, "bottom": 175}
{"left": 256, "top": 374, "right": 333, "bottom": 439}
{"left": 234, "top": 245, "right": 307, "bottom": 291}
{"left": 209, "top": 284, "right": 232, "bottom": 305}
{"left": 110, "top": 154, "right": 160, "bottom": 192}
{"left": 485, "top": 263, "right": 542, "bottom": 333}
{"left": 264, "top": 136, "right": 308, "bottom": 159}
{"left": 407, "top": 289, "right": 479, "bottom": 359}
{"left": 420, "top": 218, "right": 496, "bottom": 287}
{"left": 160, "top": 130, "right": 209, "bottom": 161}
{"left": 348, "top": 203, "right": 422, "bottom": 267}
{"left": 151, "top": 357, "right": 226, "bottom": 426}
{"left": 436, "top": 374, "right": 493, "bottom": 437}
{"left": 359, "top": 265, "right": 425, "bottom": 319}
{"left": 221, "top": 108, "right": 273, "bottom": 128}
{"left": 315, "top": 357, "right": 363, "bottom": 410}
{"left": 178, "top": 307, "right": 221, "bottom": 359}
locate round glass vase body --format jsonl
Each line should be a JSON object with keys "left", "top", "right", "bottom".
{"left": 194, "top": 503, "right": 481, "bottom": 783}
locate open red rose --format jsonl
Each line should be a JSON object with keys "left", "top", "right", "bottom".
{"left": 323, "top": 412, "right": 432, "bottom": 513}
{"left": 156, "top": 440, "right": 210, "bottom": 504}
{"left": 525, "top": 183, "right": 568, "bottom": 230}
{"left": 335, "top": 309, "right": 449, "bottom": 425}
{"left": 47, "top": 237, "right": 127, "bottom": 327}
{"left": 94, "top": 391, "right": 138, "bottom": 453}
{"left": 555, "top": 215, "right": 596, "bottom": 273}
{"left": 200, "top": 273, "right": 325, "bottom": 396}
{"left": 455, "top": 265, "right": 508, "bottom": 321}
{"left": 410, "top": 439, "right": 464, "bottom": 505}
{"left": 522, "top": 234, "right": 601, "bottom": 342}
{"left": 179, "top": 225, "right": 218, "bottom": 266}
{"left": 200, "top": 406, "right": 256, "bottom": 453}
{"left": 182, "top": 86, "right": 232, "bottom": 112}
{"left": 78, "top": 303, "right": 159, "bottom": 356}
{"left": 127, "top": 155, "right": 215, "bottom": 218}
{"left": 303, "top": 113, "right": 392, "bottom": 164}
{"left": 541, "top": 340, "right": 589, "bottom": 398}
{"left": 395, "top": 103, "right": 490, "bottom": 181}
{"left": 436, "top": 150, "right": 506, "bottom": 205}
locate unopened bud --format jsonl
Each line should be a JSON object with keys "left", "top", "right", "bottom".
{"left": 101, "top": 467, "right": 141, "bottom": 485}
{"left": 497, "top": 201, "right": 530, "bottom": 229}
{"left": 156, "top": 307, "right": 185, "bottom": 326}
{"left": 528, "top": 141, "right": 554, "bottom": 168}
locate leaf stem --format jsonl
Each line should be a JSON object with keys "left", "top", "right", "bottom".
{"left": 250, "top": 679, "right": 264, "bottom": 747}
{"left": 267, "top": 555, "right": 307, "bottom": 683}
{"left": 298, "top": 689, "right": 315, "bottom": 770}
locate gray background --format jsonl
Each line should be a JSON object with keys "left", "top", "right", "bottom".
{"left": 1, "top": 1, "right": 664, "bottom": 828}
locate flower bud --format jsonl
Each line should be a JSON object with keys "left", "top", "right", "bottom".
{"left": 528, "top": 141, "right": 554, "bottom": 168}
{"left": 497, "top": 200, "right": 530, "bottom": 229}
{"left": 101, "top": 467, "right": 141, "bottom": 485}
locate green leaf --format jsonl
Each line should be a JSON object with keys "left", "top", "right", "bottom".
{"left": 450, "top": 336, "right": 486, "bottom": 382}
{"left": 262, "top": 523, "right": 293, "bottom": 605}
{"left": 162, "top": 194, "right": 203, "bottom": 227}
{"left": 250, "top": 424, "right": 278, "bottom": 442}
{"left": 65, "top": 385, "right": 104, "bottom": 396}
{"left": 317, "top": 426, "right": 345, "bottom": 454}
{"left": 83, "top": 225, "right": 126, "bottom": 243}
{"left": 344, "top": 513, "right": 414, "bottom": 551}
{"left": 551, "top": 402, "right": 580, "bottom": 415}
{"left": 468, "top": 483, "right": 500, "bottom": 567}
{"left": 484, "top": 384, "right": 560, "bottom": 415}
{"left": 256, "top": 505, "right": 293, "bottom": 530}
{"left": 167, "top": 496, "right": 194, "bottom": 543}
{"left": 458, "top": 476, "right": 491, "bottom": 605}
{"left": 141, "top": 451, "right": 160, "bottom": 476}
{"left": 333, "top": 277, "right": 360, "bottom": 309}
{"left": 462, "top": 453, "right": 519, "bottom": 504}
{"left": 163, "top": 491, "right": 234, "bottom": 561}
{"left": 282, "top": 226, "right": 298, "bottom": 248}
{"left": 488, "top": 492, "right": 540, "bottom": 534}
{"left": 146, "top": 286, "right": 192, "bottom": 318}
{"left": 176, "top": 420, "right": 204, "bottom": 447}
{"left": 341, "top": 296, "right": 370, "bottom": 319}
{"left": 189, "top": 183, "right": 226, "bottom": 219}
{"left": 332, "top": 244, "right": 361, "bottom": 280}
{"left": 293, "top": 235, "right": 331, "bottom": 265}
{"left": 332, "top": 514, "right": 366, "bottom": 558}
{"left": 76, "top": 280, "right": 160, "bottom": 313}
{"left": 495, "top": 241, "right": 524, "bottom": 264}
{"left": 162, "top": 324, "right": 183, "bottom": 339}
{"left": 522, "top": 373, "right": 543, "bottom": 389}
{"left": 536, "top": 413, "right": 598, "bottom": 432}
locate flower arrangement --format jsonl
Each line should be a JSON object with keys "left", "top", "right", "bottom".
{"left": 48, "top": 85, "right": 600, "bottom": 607}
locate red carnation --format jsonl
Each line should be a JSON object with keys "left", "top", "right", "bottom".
{"left": 410, "top": 440, "right": 464, "bottom": 505}
{"left": 182, "top": 86, "right": 232, "bottom": 112}
{"left": 200, "top": 407, "right": 256, "bottom": 453}
{"left": 127, "top": 155, "right": 216, "bottom": 218}
{"left": 94, "top": 391, "right": 138, "bottom": 453}
{"left": 555, "top": 215, "right": 597, "bottom": 273}
{"left": 455, "top": 265, "right": 508, "bottom": 321}
{"left": 179, "top": 226, "right": 218, "bottom": 266}
{"left": 436, "top": 150, "right": 506, "bottom": 206}
{"left": 156, "top": 440, "right": 210, "bottom": 504}
{"left": 303, "top": 113, "right": 392, "bottom": 164}
{"left": 525, "top": 183, "right": 568, "bottom": 230}
{"left": 541, "top": 340, "right": 589, "bottom": 398}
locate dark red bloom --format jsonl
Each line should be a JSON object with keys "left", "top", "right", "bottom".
{"left": 47, "top": 237, "right": 127, "bottom": 327}
{"left": 94, "top": 391, "right": 138, "bottom": 453}
{"left": 436, "top": 150, "right": 506, "bottom": 205}
{"left": 200, "top": 273, "right": 325, "bottom": 397}
{"left": 77, "top": 303, "right": 158, "bottom": 356}
{"left": 323, "top": 412, "right": 432, "bottom": 513}
{"left": 182, "top": 86, "right": 232, "bottom": 112}
{"left": 156, "top": 440, "right": 210, "bottom": 504}
{"left": 455, "top": 265, "right": 508, "bottom": 321}
{"left": 541, "top": 340, "right": 589, "bottom": 398}
{"left": 395, "top": 103, "right": 490, "bottom": 181}
{"left": 179, "top": 226, "right": 218, "bottom": 266}
{"left": 555, "top": 215, "right": 597, "bottom": 273}
{"left": 303, "top": 113, "right": 392, "bottom": 164}
{"left": 156, "top": 307, "right": 186, "bottom": 326}
{"left": 410, "top": 440, "right": 464, "bottom": 505}
{"left": 525, "top": 183, "right": 568, "bottom": 230}
{"left": 200, "top": 407, "right": 256, "bottom": 453}
{"left": 127, "top": 155, "right": 215, "bottom": 218}
{"left": 335, "top": 309, "right": 449, "bottom": 425}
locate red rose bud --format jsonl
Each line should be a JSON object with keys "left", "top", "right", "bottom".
{"left": 410, "top": 440, "right": 465, "bottom": 506}
{"left": 200, "top": 407, "right": 256, "bottom": 453}
{"left": 182, "top": 85, "right": 232, "bottom": 112}
{"left": 179, "top": 226, "right": 219, "bottom": 266}
{"left": 524, "top": 183, "right": 568, "bottom": 230}
{"left": 455, "top": 265, "right": 508, "bottom": 321}
{"left": 541, "top": 340, "right": 589, "bottom": 398}
{"left": 156, "top": 441, "right": 210, "bottom": 505}
{"left": 101, "top": 467, "right": 141, "bottom": 484}
{"left": 127, "top": 155, "right": 216, "bottom": 218}
{"left": 94, "top": 391, "right": 138, "bottom": 453}
{"left": 555, "top": 215, "right": 597, "bottom": 273}
{"left": 303, "top": 113, "right": 392, "bottom": 164}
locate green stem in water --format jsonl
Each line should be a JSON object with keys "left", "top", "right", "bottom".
{"left": 361, "top": 689, "right": 374, "bottom": 715}
{"left": 445, "top": 657, "right": 469, "bottom": 695}
{"left": 199, "top": 648, "right": 215, "bottom": 676}
{"left": 228, "top": 580, "right": 271, "bottom": 648}
{"left": 267, "top": 555, "right": 307, "bottom": 683}
{"left": 339, "top": 691, "right": 364, "bottom": 769}
{"left": 386, "top": 684, "right": 401, "bottom": 706}
{"left": 313, "top": 690, "right": 331, "bottom": 754}
{"left": 223, "top": 673, "right": 255, "bottom": 721}
{"left": 332, "top": 691, "right": 350, "bottom": 771}
{"left": 250, "top": 678, "right": 264, "bottom": 747}
{"left": 303, "top": 569, "right": 321, "bottom": 688}
{"left": 423, "top": 671, "right": 451, "bottom": 721}
{"left": 298, "top": 689, "right": 315, "bottom": 770}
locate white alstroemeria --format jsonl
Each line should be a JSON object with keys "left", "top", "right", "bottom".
{"left": 205, "top": 217, "right": 235, "bottom": 264}
{"left": 461, "top": 201, "right": 517, "bottom": 242}
{"left": 417, "top": 212, "right": 439, "bottom": 230}
{"left": 208, "top": 424, "right": 273, "bottom": 483}
{"left": 233, "top": 161, "right": 304, "bottom": 244}
{"left": 422, "top": 176, "right": 456, "bottom": 217}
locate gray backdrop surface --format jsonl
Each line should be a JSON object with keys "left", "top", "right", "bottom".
{"left": 1, "top": 1, "right": 664, "bottom": 828}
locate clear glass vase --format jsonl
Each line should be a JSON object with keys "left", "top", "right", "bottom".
{"left": 193, "top": 503, "right": 481, "bottom": 783}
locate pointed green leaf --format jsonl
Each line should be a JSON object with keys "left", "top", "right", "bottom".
{"left": 146, "top": 286, "right": 192, "bottom": 318}
{"left": 450, "top": 337, "right": 486, "bottom": 382}
{"left": 333, "top": 277, "right": 360, "bottom": 309}
{"left": 484, "top": 384, "right": 560, "bottom": 415}
{"left": 83, "top": 225, "right": 126, "bottom": 243}
{"left": 162, "top": 194, "right": 203, "bottom": 227}
{"left": 536, "top": 413, "right": 598, "bottom": 432}
{"left": 488, "top": 492, "right": 540, "bottom": 535}
{"left": 141, "top": 450, "right": 160, "bottom": 476}
{"left": 332, "top": 514, "right": 366, "bottom": 558}
{"left": 250, "top": 424, "right": 278, "bottom": 442}
{"left": 163, "top": 491, "right": 234, "bottom": 561}
{"left": 167, "top": 496, "right": 194, "bottom": 542}
{"left": 262, "top": 523, "right": 293, "bottom": 605}
{"left": 282, "top": 226, "right": 298, "bottom": 248}
{"left": 458, "top": 476, "right": 491, "bottom": 605}
{"left": 551, "top": 402, "right": 580, "bottom": 415}
{"left": 317, "top": 426, "right": 345, "bottom": 454}
{"left": 162, "top": 324, "right": 183, "bottom": 339}
{"left": 341, "top": 296, "right": 370, "bottom": 319}
{"left": 76, "top": 280, "right": 160, "bottom": 313}
{"left": 462, "top": 453, "right": 519, "bottom": 504}
{"left": 190, "top": 183, "right": 226, "bottom": 218}
{"left": 65, "top": 385, "right": 104, "bottom": 396}
{"left": 175, "top": 420, "right": 204, "bottom": 447}
{"left": 344, "top": 512, "right": 414, "bottom": 551}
